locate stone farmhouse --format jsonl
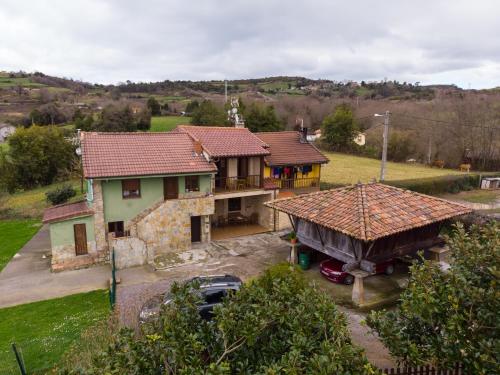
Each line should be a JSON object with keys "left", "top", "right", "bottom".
{"left": 42, "top": 126, "right": 328, "bottom": 271}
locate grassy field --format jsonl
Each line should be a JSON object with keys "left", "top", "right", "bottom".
{"left": 441, "top": 189, "right": 500, "bottom": 204}
{"left": 0, "top": 290, "right": 109, "bottom": 374}
{"left": 150, "top": 115, "right": 191, "bottom": 132}
{"left": 322, "top": 152, "right": 465, "bottom": 185}
{"left": 0, "top": 179, "right": 85, "bottom": 219}
{"left": 0, "top": 219, "right": 41, "bottom": 271}
{"left": 0, "top": 76, "right": 46, "bottom": 88}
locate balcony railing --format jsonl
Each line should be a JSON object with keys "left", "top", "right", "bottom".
{"left": 272, "top": 177, "right": 320, "bottom": 190}
{"left": 214, "top": 175, "right": 262, "bottom": 193}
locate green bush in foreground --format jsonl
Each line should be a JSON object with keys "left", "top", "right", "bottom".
{"left": 71, "top": 265, "right": 378, "bottom": 374}
{"left": 367, "top": 222, "right": 499, "bottom": 375}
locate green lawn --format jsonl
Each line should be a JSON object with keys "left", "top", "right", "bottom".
{"left": 0, "top": 219, "right": 40, "bottom": 271}
{"left": 0, "top": 77, "right": 46, "bottom": 88}
{"left": 0, "top": 290, "right": 109, "bottom": 374}
{"left": 442, "top": 189, "right": 500, "bottom": 204}
{"left": 322, "top": 152, "right": 465, "bottom": 185}
{"left": 0, "top": 179, "right": 85, "bottom": 219}
{"left": 150, "top": 115, "right": 191, "bottom": 132}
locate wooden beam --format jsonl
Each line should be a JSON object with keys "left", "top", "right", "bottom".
{"left": 314, "top": 223, "right": 325, "bottom": 247}
{"left": 288, "top": 214, "right": 296, "bottom": 232}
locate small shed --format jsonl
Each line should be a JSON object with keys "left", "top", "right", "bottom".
{"left": 0, "top": 123, "right": 15, "bottom": 143}
{"left": 481, "top": 177, "right": 500, "bottom": 189}
{"left": 266, "top": 183, "right": 472, "bottom": 304}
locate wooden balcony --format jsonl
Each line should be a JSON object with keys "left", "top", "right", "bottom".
{"left": 214, "top": 175, "right": 262, "bottom": 193}
{"left": 272, "top": 177, "right": 320, "bottom": 190}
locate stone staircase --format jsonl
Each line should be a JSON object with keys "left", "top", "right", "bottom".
{"left": 127, "top": 200, "right": 165, "bottom": 237}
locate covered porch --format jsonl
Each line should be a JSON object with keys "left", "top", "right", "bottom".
{"left": 211, "top": 191, "right": 276, "bottom": 239}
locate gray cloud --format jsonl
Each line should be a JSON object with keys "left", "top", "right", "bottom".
{"left": 1, "top": 0, "right": 499, "bottom": 88}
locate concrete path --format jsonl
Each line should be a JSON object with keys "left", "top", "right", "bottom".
{"left": 0, "top": 225, "right": 110, "bottom": 309}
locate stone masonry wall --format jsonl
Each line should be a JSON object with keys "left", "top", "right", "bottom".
{"left": 92, "top": 180, "right": 109, "bottom": 257}
{"left": 110, "top": 235, "right": 147, "bottom": 269}
{"left": 135, "top": 196, "right": 214, "bottom": 263}
{"left": 51, "top": 240, "right": 108, "bottom": 272}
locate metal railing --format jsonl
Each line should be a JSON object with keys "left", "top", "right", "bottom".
{"left": 272, "top": 177, "right": 320, "bottom": 190}
{"left": 214, "top": 175, "right": 261, "bottom": 192}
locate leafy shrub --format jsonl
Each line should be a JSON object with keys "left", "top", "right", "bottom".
{"left": 46, "top": 184, "right": 76, "bottom": 205}
{"left": 71, "top": 264, "right": 378, "bottom": 374}
{"left": 320, "top": 181, "right": 347, "bottom": 190}
{"left": 367, "top": 222, "right": 499, "bottom": 374}
{"left": 2, "top": 126, "right": 76, "bottom": 191}
{"left": 386, "top": 174, "right": 483, "bottom": 195}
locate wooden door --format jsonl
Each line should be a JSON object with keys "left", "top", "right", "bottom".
{"left": 191, "top": 216, "right": 201, "bottom": 242}
{"left": 74, "top": 223, "right": 88, "bottom": 255}
{"left": 163, "top": 177, "right": 178, "bottom": 200}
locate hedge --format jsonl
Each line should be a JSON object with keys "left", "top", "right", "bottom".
{"left": 320, "top": 173, "right": 500, "bottom": 195}
{"left": 385, "top": 173, "right": 500, "bottom": 195}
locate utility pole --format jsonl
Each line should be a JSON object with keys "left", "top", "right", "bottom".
{"left": 224, "top": 80, "right": 228, "bottom": 103}
{"left": 374, "top": 111, "right": 390, "bottom": 181}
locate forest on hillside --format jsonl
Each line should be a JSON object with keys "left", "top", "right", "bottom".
{"left": 1, "top": 71, "right": 499, "bottom": 170}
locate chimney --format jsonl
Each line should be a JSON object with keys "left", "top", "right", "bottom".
{"left": 299, "top": 127, "right": 308, "bottom": 143}
{"left": 193, "top": 141, "right": 203, "bottom": 155}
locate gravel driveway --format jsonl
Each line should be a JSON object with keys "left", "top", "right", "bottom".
{"left": 116, "top": 231, "right": 289, "bottom": 328}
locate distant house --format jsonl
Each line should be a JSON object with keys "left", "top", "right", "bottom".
{"left": 353, "top": 132, "right": 366, "bottom": 146}
{"left": 306, "top": 129, "right": 321, "bottom": 142}
{"left": 0, "top": 123, "right": 15, "bottom": 143}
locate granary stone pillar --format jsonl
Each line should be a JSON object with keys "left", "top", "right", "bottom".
{"left": 289, "top": 242, "right": 299, "bottom": 265}
{"left": 351, "top": 269, "right": 370, "bottom": 306}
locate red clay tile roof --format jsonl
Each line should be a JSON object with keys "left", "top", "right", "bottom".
{"left": 255, "top": 131, "right": 329, "bottom": 166}
{"left": 43, "top": 201, "right": 94, "bottom": 224}
{"left": 265, "top": 183, "right": 472, "bottom": 241}
{"left": 263, "top": 177, "right": 279, "bottom": 190}
{"left": 81, "top": 132, "right": 217, "bottom": 178}
{"left": 176, "top": 125, "right": 270, "bottom": 158}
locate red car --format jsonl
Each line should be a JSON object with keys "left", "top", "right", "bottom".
{"left": 320, "top": 258, "right": 395, "bottom": 285}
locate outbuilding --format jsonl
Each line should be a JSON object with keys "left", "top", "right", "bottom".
{"left": 265, "top": 183, "right": 472, "bottom": 304}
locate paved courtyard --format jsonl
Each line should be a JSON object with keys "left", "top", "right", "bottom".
{"left": 115, "top": 231, "right": 397, "bottom": 368}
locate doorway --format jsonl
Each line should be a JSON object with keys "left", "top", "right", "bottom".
{"left": 191, "top": 216, "right": 201, "bottom": 242}
{"left": 73, "top": 223, "right": 88, "bottom": 255}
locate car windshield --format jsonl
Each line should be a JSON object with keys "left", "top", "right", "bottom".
{"left": 201, "top": 288, "right": 227, "bottom": 305}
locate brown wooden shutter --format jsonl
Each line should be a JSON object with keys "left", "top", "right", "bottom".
{"left": 74, "top": 224, "right": 88, "bottom": 255}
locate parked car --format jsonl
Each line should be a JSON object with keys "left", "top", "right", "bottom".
{"left": 319, "top": 258, "right": 395, "bottom": 285}
{"left": 139, "top": 275, "right": 242, "bottom": 324}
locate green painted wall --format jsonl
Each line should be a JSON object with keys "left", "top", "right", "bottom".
{"left": 101, "top": 174, "right": 212, "bottom": 223}
{"left": 49, "top": 215, "right": 95, "bottom": 247}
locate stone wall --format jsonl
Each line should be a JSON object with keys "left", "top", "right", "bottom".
{"left": 110, "top": 235, "right": 147, "bottom": 269}
{"left": 135, "top": 196, "right": 214, "bottom": 263}
{"left": 51, "top": 240, "right": 108, "bottom": 272}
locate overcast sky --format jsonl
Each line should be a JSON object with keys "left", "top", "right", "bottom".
{"left": 1, "top": 0, "right": 499, "bottom": 88}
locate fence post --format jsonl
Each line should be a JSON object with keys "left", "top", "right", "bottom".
{"left": 11, "top": 343, "right": 27, "bottom": 375}
{"left": 109, "top": 249, "right": 116, "bottom": 309}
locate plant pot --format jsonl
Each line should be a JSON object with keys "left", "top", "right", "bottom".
{"left": 290, "top": 238, "right": 297, "bottom": 244}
